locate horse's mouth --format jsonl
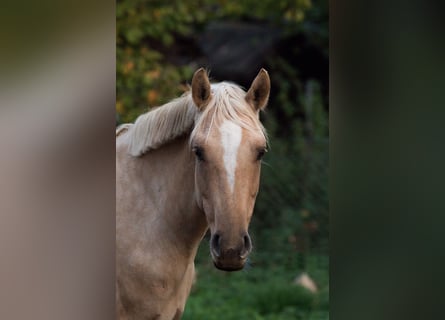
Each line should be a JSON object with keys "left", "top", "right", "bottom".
{"left": 213, "top": 261, "right": 245, "bottom": 272}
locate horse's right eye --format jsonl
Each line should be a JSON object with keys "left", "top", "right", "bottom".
{"left": 193, "top": 147, "right": 205, "bottom": 162}
{"left": 256, "top": 148, "right": 267, "bottom": 161}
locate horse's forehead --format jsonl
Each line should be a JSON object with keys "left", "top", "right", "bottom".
{"left": 219, "top": 120, "right": 242, "bottom": 144}
{"left": 207, "top": 121, "right": 264, "bottom": 147}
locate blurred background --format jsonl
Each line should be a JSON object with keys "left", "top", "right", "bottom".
{"left": 117, "top": 1, "right": 328, "bottom": 319}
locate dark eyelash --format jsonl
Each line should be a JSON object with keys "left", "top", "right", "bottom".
{"left": 257, "top": 148, "right": 267, "bottom": 160}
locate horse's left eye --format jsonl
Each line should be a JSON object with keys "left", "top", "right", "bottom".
{"left": 257, "top": 148, "right": 267, "bottom": 161}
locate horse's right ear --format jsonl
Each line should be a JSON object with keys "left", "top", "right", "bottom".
{"left": 191, "top": 68, "right": 211, "bottom": 110}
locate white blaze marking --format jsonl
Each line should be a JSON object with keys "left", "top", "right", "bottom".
{"left": 220, "top": 120, "right": 242, "bottom": 193}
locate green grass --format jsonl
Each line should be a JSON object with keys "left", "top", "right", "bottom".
{"left": 182, "top": 241, "right": 329, "bottom": 320}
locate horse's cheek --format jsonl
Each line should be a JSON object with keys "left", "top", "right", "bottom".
{"left": 195, "top": 165, "right": 209, "bottom": 197}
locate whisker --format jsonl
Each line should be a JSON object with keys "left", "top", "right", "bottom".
{"left": 261, "top": 160, "right": 272, "bottom": 168}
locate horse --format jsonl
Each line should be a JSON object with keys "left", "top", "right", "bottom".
{"left": 116, "top": 68, "right": 271, "bottom": 320}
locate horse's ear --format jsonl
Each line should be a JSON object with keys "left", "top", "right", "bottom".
{"left": 191, "top": 68, "right": 211, "bottom": 110}
{"left": 245, "top": 68, "right": 270, "bottom": 111}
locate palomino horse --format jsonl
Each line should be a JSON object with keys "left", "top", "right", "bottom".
{"left": 116, "top": 68, "right": 270, "bottom": 319}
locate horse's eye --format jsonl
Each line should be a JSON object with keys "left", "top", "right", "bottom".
{"left": 257, "top": 148, "right": 267, "bottom": 161}
{"left": 193, "top": 147, "right": 205, "bottom": 162}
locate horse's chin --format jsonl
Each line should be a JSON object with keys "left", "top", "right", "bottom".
{"left": 213, "top": 261, "right": 245, "bottom": 272}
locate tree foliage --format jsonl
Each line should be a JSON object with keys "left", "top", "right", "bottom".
{"left": 116, "top": 0, "right": 319, "bottom": 123}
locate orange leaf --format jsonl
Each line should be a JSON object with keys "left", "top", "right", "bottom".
{"left": 147, "top": 90, "right": 159, "bottom": 105}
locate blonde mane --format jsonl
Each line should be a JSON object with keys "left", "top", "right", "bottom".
{"left": 191, "top": 82, "right": 267, "bottom": 144}
{"left": 121, "top": 82, "right": 266, "bottom": 157}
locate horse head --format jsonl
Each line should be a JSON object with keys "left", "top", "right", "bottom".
{"left": 190, "top": 68, "right": 270, "bottom": 271}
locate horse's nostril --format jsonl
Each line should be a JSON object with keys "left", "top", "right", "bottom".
{"left": 244, "top": 235, "right": 252, "bottom": 250}
{"left": 241, "top": 234, "right": 252, "bottom": 259}
{"left": 210, "top": 233, "right": 221, "bottom": 257}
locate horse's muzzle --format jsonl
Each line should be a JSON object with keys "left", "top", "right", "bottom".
{"left": 210, "top": 232, "right": 252, "bottom": 271}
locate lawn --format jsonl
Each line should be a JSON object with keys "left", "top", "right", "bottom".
{"left": 182, "top": 240, "right": 329, "bottom": 320}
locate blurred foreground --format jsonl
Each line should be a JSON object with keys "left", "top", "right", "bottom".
{"left": 0, "top": 3, "right": 115, "bottom": 319}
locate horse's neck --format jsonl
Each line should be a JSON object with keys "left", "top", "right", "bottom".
{"left": 134, "top": 135, "right": 207, "bottom": 258}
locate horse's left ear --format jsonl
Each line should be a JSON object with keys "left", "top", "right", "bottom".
{"left": 245, "top": 68, "right": 271, "bottom": 111}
